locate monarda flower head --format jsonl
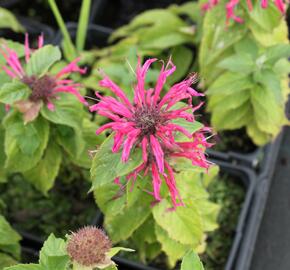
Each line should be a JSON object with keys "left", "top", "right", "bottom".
{"left": 67, "top": 226, "right": 112, "bottom": 268}
{"left": 90, "top": 58, "right": 212, "bottom": 208}
{"left": 202, "top": 0, "right": 286, "bottom": 24}
{"left": 0, "top": 34, "right": 87, "bottom": 122}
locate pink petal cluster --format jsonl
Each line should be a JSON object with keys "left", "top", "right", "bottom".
{"left": 90, "top": 58, "right": 212, "bottom": 208}
{"left": 202, "top": 0, "right": 286, "bottom": 24}
{"left": 0, "top": 34, "right": 87, "bottom": 112}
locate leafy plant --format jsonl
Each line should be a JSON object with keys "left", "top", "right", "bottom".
{"left": 0, "top": 215, "right": 21, "bottom": 269}
{"left": 0, "top": 38, "right": 103, "bottom": 193}
{"left": 4, "top": 229, "right": 131, "bottom": 270}
{"left": 199, "top": 0, "right": 290, "bottom": 145}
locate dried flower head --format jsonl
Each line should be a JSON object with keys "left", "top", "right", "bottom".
{"left": 0, "top": 34, "right": 87, "bottom": 122}
{"left": 90, "top": 58, "right": 212, "bottom": 208}
{"left": 67, "top": 226, "right": 112, "bottom": 267}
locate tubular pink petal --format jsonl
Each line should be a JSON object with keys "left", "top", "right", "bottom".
{"left": 121, "top": 129, "right": 141, "bottom": 162}
{"left": 2, "top": 66, "right": 17, "bottom": 78}
{"left": 165, "top": 123, "right": 192, "bottom": 138}
{"left": 134, "top": 57, "right": 157, "bottom": 106}
{"left": 247, "top": 0, "right": 253, "bottom": 11}
{"left": 141, "top": 136, "right": 148, "bottom": 163}
{"left": 56, "top": 58, "right": 86, "bottom": 78}
{"left": 38, "top": 33, "right": 44, "bottom": 48}
{"left": 24, "top": 33, "right": 30, "bottom": 63}
{"left": 47, "top": 102, "right": 55, "bottom": 111}
{"left": 113, "top": 132, "right": 124, "bottom": 153}
{"left": 99, "top": 76, "right": 132, "bottom": 108}
{"left": 274, "top": 0, "right": 285, "bottom": 13}
{"left": 261, "top": 0, "right": 268, "bottom": 8}
{"left": 53, "top": 86, "right": 88, "bottom": 106}
{"left": 151, "top": 161, "right": 162, "bottom": 201}
{"left": 150, "top": 135, "right": 164, "bottom": 173}
{"left": 153, "top": 59, "right": 176, "bottom": 105}
{"left": 96, "top": 123, "right": 115, "bottom": 134}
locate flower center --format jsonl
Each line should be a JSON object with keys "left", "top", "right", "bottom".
{"left": 134, "top": 106, "right": 162, "bottom": 135}
{"left": 22, "top": 75, "right": 57, "bottom": 103}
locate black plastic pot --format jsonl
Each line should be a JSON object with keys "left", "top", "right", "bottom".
{"left": 0, "top": 0, "right": 20, "bottom": 8}
{"left": 0, "top": 16, "right": 55, "bottom": 45}
{"left": 108, "top": 160, "right": 257, "bottom": 270}
{"left": 52, "top": 22, "right": 112, "bottom": 49}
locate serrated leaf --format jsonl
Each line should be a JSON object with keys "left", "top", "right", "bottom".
{"left": 41, "top": 94, "right": 84, "bottom": 129}
{"left": 246, "top": 119, "right": 271, "bottom": 145}
{"left": 26, "top": 45, "right": 61, "bottom": 76}
{"left": 90, "top": 134, "right": 143, "bottom": 189}
{"left": 264, "top": 44, "right": 290, "bottom": 65}
{"left": 0, "top": 252, "right": 18, "bottom": 269}
{"left": 3, "top": 112, "right": 49, "bottom": 172}
{"left": 181, "top": 251, "right": 204, "bottom": 270}
{"left": 39, "top": 234, "right": 69, "bottom": 270}
{"left": 23, "top": 140, "right": 62, "bottom": 195}
{"left": 0, "top": 81, "right": 31, "bottom": 105}
{"left": 155, "top": 224, "right": 189, "bottom": 267}
{"left": 152, "top": 199, "right": 203, "bottom": 246}
{"left": 234, "top": 37, "right": 258, "bottom": 58}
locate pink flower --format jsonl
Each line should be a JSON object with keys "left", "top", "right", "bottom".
{"left": 90, "top": 58, "right": 212, "bottom": 208}
{"left": 0, "top": 34, "right": 87, "bottom": 122}
{"left": 202, "top": 0, "right": 286, "bottom": 24}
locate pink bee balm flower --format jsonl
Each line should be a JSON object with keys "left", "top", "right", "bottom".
{"left": 202, "top": 0, "right": 286, "bottom": 24}
{"left": 90, "top": 58, "right": 212, "bottom": 208}
{"left": 0, "top": 34, "right": 87, "bottom": 122}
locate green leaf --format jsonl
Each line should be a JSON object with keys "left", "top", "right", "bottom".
{"left": 172, "top": 118, "right": 203, "bottom": 142}
{"left": 107, "top": 247, "right": 135, "bottom": 258}
{"left": 104, "top": 181, "right": 152, "bottom": 243}
{"left": 0, "top": 81, "right": 31, "bottom": 105}
{"left": 0, "top": 8, "right": 24, "bottom": 32}
{"left": 0, "top": 215, "right": 21, "bottom": 259}
{"left": 155, "top": 224, "right": 189, "bottom": 267}
{"left": 41, "top": 94, "right": 84, "bottom": 129}
{"left": 3, "top": 112, "right": 49, "bottom": 172}
{"left": 0, "top": 253, "right": 18, "bottom": 269}
{"left": 4, "top": 264, "right": 43, "bottom": 270}
{"left": 90, "top": 134, "right": 143, "bottom": 189}
{"left": 152, "top": 199, "right": 203, "bottom": 246}
{"left": 234, "top": 37, "right": 258, "bottom": 58}
{"left": 23, "top": 140, "right": 62, "bottom": 195}
{"left": 217, "top": 53, "right": 254, "bottom": 73}
{"left": 26, "top": 45, "right": 61, "bottom": 76}
{"left": 264, "top": 44, "right": 290, "bottom": 65}
{"left": 207, "top": 72, "right": 253, "bottom": 96}
{"left": 181, "top": 251, "right": 204, "bottom": 270}
{"left": 250, "top": 85, "right": 285, "bottom": 136}
{"left": 39, "top": 234, "right": 69, "bottom": 270}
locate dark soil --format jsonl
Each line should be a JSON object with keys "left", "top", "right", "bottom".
{"left": 0, "top": 165, "right": 99, "bottom": 241}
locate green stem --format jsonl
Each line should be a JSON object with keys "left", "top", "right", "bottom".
{"left": 76, "top": 0, "right": 91, "bottom": 52}
{"left": 48, "top": 0, "right": 77, "bottom": 60}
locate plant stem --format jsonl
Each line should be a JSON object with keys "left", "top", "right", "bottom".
{"left": 48, "top": 0, "right": 77, "bottom": 61}
{"left": 76, "top": 0, "right": 91, "bottom": 52}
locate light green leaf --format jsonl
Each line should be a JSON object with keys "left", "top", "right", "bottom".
{"left": 26, "top": 45, "right": 61, "bottom": 76}
{"left": 0, "top": 8, "right": 24, "bottom": 32}
{"left": 217, "top": 53, "right": 254, "bottom": 73}
{"left": 90, "top": 134, "right": 143, "bottom": 189}
{"left": 234, "top": 37, "right": 258, "bottom": 58}
{"left": 0, "top": 253, "right": 18, "bottom": 269}
{"left": 155, "top": 224, "right": 189, "bottom": 267}
{"left": 41, "top": 94, "right": 84, "bottom": 129}
{"left": 104, "top": 183, "right": 152, "bottom": 243}
{"left": 152, "top": 199, "right": 203, "bottom": 246}
{"left": 172, "top": 119, "right": 203, "bottom": 142}
{"left": 4, "top": 264, "right": 43, "bottom": 270}
{"left": 107, "top": 247, "right": 134, "bottom": 258}
{"left": 181, "top": 251, "right": 204, "bottom": 270}
{"left": 3, "top": 113, "right": 49, "bottom": 172}
{"left": 246, "top": 119, "right": 271, "bottom": 146}
{"left": 0, "top": 215, "right": 21, "bottom": 259}
{"left": 23, "top": 140, "right": 62, "bottom": 195}
{"left": 0, "top": 81, "right": 31, "bottom": 105}
{"left": 264, "top": 44, "right": 290, "bottom": 65}
{"left": 39, "top": 234, "right": 69, "bottom": 270}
